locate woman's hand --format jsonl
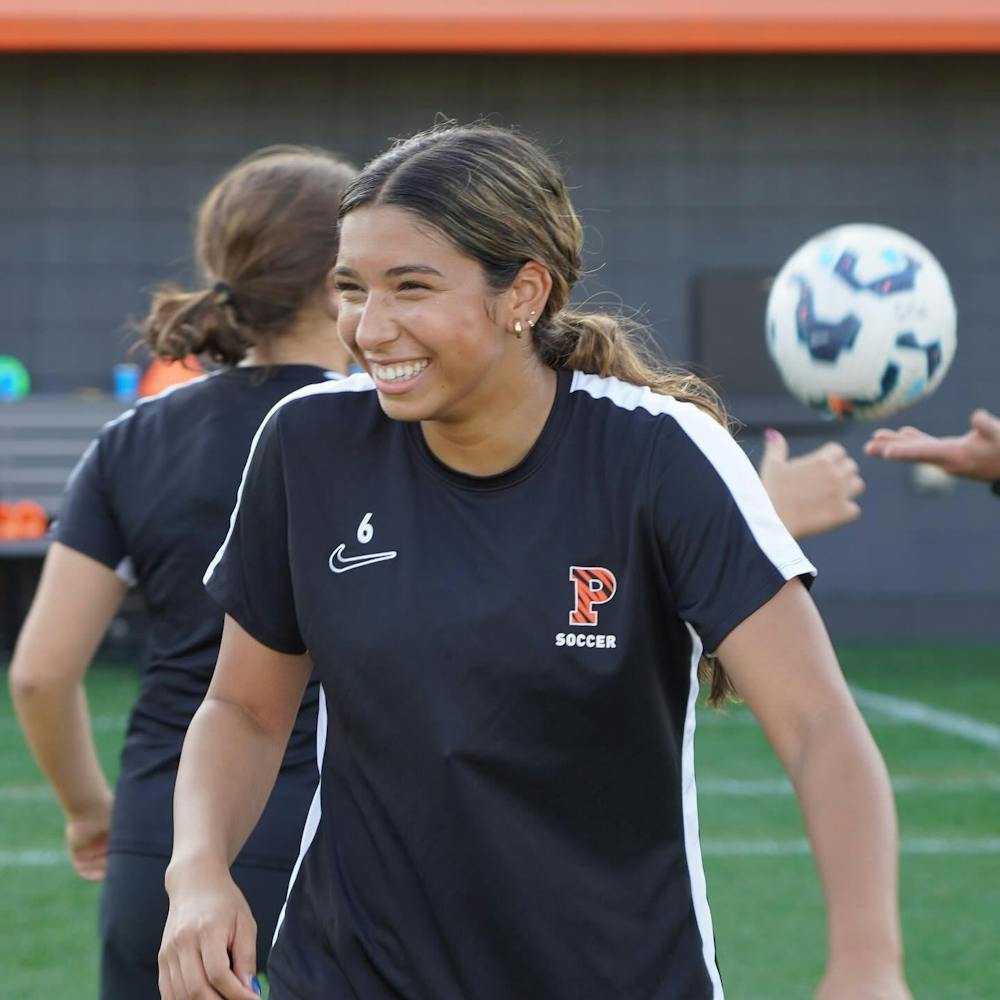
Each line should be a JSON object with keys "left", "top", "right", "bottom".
{"left": 864, "top": 408, "right": 1000, "bottom": 482}
{"left": 65, "top": 793, "right": 113, "bottom": 881}
{"left": 158, "top": 860, "right": 260, "bottom": 1000}
{"left": 759, "top": 430, "right": 864, "bottom": 539}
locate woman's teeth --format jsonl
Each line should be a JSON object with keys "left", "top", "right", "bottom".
{"left": 372, "top": 360, "right": 429, "bottom": 383}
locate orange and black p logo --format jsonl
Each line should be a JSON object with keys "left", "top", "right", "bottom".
{"left": 569, "top": 566, "right": 618, "bottom": 627}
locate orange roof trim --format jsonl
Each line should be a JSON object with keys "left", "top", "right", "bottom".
{"left": 4, "top": 0, "right": 1000, "bottom": 52}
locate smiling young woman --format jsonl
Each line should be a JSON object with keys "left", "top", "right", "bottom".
{"left": 158, "top": 124, "right": 910, "bottom": 1000}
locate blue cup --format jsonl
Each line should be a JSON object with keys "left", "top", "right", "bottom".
{"left": 112, "top": 363, "right": 141, "bottom": 402}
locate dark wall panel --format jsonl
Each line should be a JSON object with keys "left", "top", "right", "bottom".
{"left": 1, "top": 53, "right": 997, "bottom": 638}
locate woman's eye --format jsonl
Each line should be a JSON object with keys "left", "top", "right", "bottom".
{"left": 397, "top": 282, "right": 431, "bottom": 292}
{"left": 334, "top": 282, "right": 365, "bottom": 295}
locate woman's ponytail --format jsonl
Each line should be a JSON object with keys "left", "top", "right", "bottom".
{"left": 536, "top": 308, "right": 730, "bottom": 430}
{"left": 139, "top": 283, "right": 253, "bottom": 366}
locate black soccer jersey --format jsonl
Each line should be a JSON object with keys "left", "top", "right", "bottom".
{"left": 56, "top": 365, "right": 335, "bottom": 866}
{"left": 206, "top": 369, "right": 816, "bottom": 999}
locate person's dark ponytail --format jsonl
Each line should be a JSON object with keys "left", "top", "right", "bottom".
{"left": 140, "top": 284, "right": 253, "bottom": 366}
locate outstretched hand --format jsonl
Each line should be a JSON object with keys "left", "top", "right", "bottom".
{"left": 759, "top": 429, "right": 865, "bottom": 539}
{"left": 864, "top": 409, "right": 1000, "bottom": 482}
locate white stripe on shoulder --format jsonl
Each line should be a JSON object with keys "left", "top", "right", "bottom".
{"left": 203, "top": 372, "right": 374, "bottom": 586}
{"left": 569, "top": 371, "right": 816, "bottom": 582}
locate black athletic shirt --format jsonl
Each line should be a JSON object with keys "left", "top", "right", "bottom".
{"left": 206, "top": 369, "right": 816, "bottom": 998}
{"left": 56, "top": 365, "right": 335, "bottom": 866}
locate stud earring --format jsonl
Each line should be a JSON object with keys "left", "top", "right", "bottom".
{"left": 513, "top": 320, "right": 524, "bottom": 339}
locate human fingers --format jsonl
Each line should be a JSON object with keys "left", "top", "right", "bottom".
{"left": 759, "top": 429, "right": 790, "bottom": 480}
{"left": 816, "top": 441, "right": 848, "bottom": 462}
{"left": 863, "top": 429, "right": 902, "bottom": 456}
{"left": 816, "top": 446, "right": 858, "bottom": 479}
{"left": 228, "top": 908, "right": 259, "bottom": 997}
{"left": 69, "top": 844, "right": 107, "bottom": 882}
{"left": 840, "top": 499, "right": 862, "bottom": 524}
{"left": 160, "top": 918, "right": 226, "bottom": 1000}
{"left": 880, "top": 437, "right": 949, "bottom": 464}
{"left": 970, "top": 408, "right": 1000, "bottom": 440}
{"left": 199, "top": 919, "right": 259, "bottom": 1000}
{"left": 177, "top": 930, "right": 228, "bottom": 999}
{"left": 66, "top": 822, "right": 109, "bottom": 881}
{"left": 158, "top": 957, "right": 178, "bottom": 1000}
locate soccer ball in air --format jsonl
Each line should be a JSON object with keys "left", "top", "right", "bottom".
{"left": 765, "top": 223, "right": 957, "bottom": 420}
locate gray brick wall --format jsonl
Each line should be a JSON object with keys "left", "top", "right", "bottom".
{"left": 1, "top": 53, "right": 997, "bottom": 639}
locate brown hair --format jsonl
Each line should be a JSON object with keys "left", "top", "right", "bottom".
{"left": 141, "top": 146, "right": 357, "bottom": 366}
{"left": 340, "top": 123, "right": 735, "bottom": 704}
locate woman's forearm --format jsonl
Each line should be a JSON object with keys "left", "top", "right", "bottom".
{"left": 11, "top": 671, "right": 112, "bottom": 817}
{"left": 168, "top": 695, "right": 290, "bottom": 877}
{"left": 8, "top": 545, "right": 125, "bottom": 821}
{"left": 791, "top": 702, "right": 903, "bottom": 970}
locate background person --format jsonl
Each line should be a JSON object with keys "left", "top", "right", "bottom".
{"left": 8, "top": 146, "right": 356, "bottom": 999}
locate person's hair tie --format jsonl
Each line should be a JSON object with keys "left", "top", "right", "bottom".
{"left": 213, "top": 281, "right": 234, "bottom": 306}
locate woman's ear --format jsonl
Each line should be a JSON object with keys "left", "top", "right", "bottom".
{"left": 505, "top": 260, "right": 552, "bottom": 328}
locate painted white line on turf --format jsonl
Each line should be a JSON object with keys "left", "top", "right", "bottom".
{"left": 697, "top": 710, "right": 950, "bottom": 729}
{"left": 3, "top": 774, "right": 999, "bottom": 803}
{"left": 699, "top": 775, "right": 1000, "bottom": 795}
{"left": 702, "top": 838, "right": 1000, "bottom": 858}
{"left": 851, "top": 686, "right": 1000, "bottom": 750}
{"left": 0, "top": 786, "right": 52, "bottom": 801}
{"left": 4, "top": 838, "right": 1000, "bottom": 867}
{"left": 0, "top": 849, "right": 65, "bottom": 867}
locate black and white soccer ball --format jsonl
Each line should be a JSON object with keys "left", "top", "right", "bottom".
{"left": 766, "top": 223, "right": 957, "bottom": 421}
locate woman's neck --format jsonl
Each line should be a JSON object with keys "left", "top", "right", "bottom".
{"left": 420, "top": 361, "right": 558, "bottom": 477}
{"left": 242, "top": 308, "right": 351, "bottom": 374}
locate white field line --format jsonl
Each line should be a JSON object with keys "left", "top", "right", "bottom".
{"left": 0, "top": 850, "right": 65, "bottom": 867}
{"left": 702, "top": 838, "right": 1000, "bottom": 858}
{"left": 4, "top": 838, "right": 1000, "bottom": 868}
{"left": 699, "top": 775, "right": 1000, "bottom": 796}
{"left": 850, "top": 686, "right": 1000, "bottom": 750}
{"left": 0, "top": 786, "right": 53, "bottom": 801}
{"left": 698, "top": 689, "right": 1000, "bottom": 747}
{"left": 4, "top": 773, "right": 998, "bottom": 805}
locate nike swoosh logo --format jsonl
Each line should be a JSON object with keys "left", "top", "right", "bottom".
{"left": 328, "top": 543, "right": 398, "bottom": 574}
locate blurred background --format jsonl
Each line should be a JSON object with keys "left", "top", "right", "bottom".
{"left": 1, "top": 2, "right": 998, "bottom": 997}
{"left": 2, "top": 2, "right": 998, "bottom": 647}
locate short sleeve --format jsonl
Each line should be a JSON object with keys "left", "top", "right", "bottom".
{"left": 652, "top": 406, "right": 816, "bottom": 654}
{"left": 54, "top": 437, "right": 129, "bottom": 572}
{"left": 203, "top": 408, "right": 305, "bottom": 655}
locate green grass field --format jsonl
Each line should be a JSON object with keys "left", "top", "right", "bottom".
{"left": 3, "top": 645, "right": 999, "bottom": 998}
